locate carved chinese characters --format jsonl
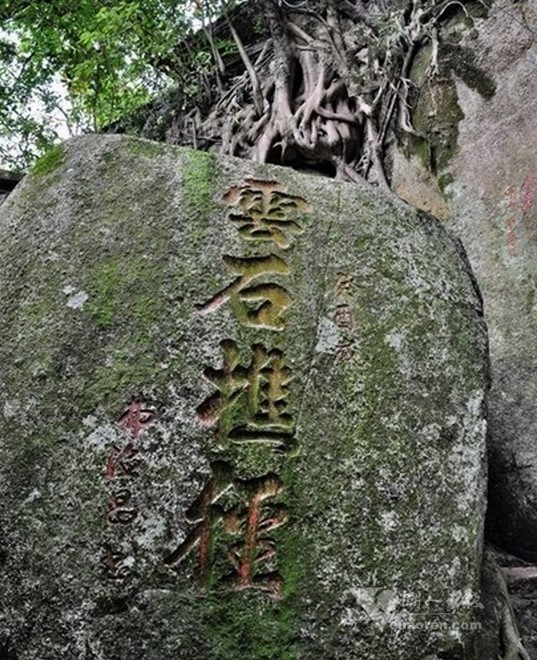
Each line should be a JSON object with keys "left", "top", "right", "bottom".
{"left": 222, "top": 178, "right": 308, "bottom": 249}
{"left": 167, "top": 179, "right": 309, "bottom": 597}
{"left": 0, "top": 138, "right": 490, "bottom": 658}
{"left": 333, "top": 272, "right": 358, "bottom": 362}
{"left": 503, "top": 173, "right": 537, "bottom": 257}
{"left": 197, "top": 254, "right": 292, "bottom": 330}
{"left": 100, "top": 401, "right": 155, "bottom": 581}
{"left": 164, "top": 463, "right": 289, "bottom": 597}
{"left": 196, "top": 340, "right": 297, "bottom": 455}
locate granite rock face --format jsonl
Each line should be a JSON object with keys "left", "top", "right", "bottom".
{"left": 446, "top": 0, "right": 537, "bottom": 561}
{"left": 394, "top": 0, "right": 537, "bottom": 560}
{"left": 0, "top": 135, "right": 488, "bottom": 659}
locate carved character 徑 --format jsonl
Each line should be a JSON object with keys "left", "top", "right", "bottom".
{"left": 222, "top": 473, "right": 288, "bottom": 599}
{"left": 165, "top": 464, "right": 288, "bottom": 597}
{"left": 164, "top": 460, "right": 234, "bottom": 586}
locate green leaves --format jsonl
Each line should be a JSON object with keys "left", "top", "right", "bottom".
{"left": 0, "top": 0, "right": 234, "bottom": 169}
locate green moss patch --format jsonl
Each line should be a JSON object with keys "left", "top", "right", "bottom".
{"left": 31, "top": 144, "right": 67, "bottom": 177}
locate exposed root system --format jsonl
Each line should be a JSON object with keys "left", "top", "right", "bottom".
{"left": 162, "top": 0, "right": 472, "bottom": 186}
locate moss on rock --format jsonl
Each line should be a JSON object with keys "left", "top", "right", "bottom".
{"left": 0, "top": 134, "right": 488, "bottom": 660}
{"left": 31, "top": 143, "right": 67, "bottom": 177}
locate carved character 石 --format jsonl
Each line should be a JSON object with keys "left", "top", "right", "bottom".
{"left": 197, "top": 254, "right": 293, "bottom": 331}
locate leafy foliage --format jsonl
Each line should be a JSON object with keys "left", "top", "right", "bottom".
{"left": 0, "top": 0, "right": 235, "bottom": 169}
{"left": 0, "top": 0, "right": 485, "bottom": 184}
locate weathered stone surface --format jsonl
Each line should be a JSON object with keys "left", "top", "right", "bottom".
{"left": 448, "top": 0, "right": 537, "bottom": 563}
{"left": 0, "top": 134, "right": 488, "bottom": 659}
{"left": 395, "top": 0, "right": 537, "bottom": 561}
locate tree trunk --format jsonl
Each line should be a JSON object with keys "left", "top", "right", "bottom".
{"left": 120, "top": 0, "right": 478, "bottom": 188}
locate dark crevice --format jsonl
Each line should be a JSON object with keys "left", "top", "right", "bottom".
{"left": 93, "top": 596, "right": 129, "bottom": 617}
{"left": 0, "top": 638, "right": 17, "bottom": 660}
{"left": 290, "top": 159, "right": 337, "bottom": 178}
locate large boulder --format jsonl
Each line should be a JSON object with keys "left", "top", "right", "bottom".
{"left": 0, "top": 135, "right": 488, "bottom": 659}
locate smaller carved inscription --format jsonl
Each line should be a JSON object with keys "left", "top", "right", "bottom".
{"left": 106, "top": 444, "right": 141, "bottom": 480}
{"left": 100, "top": 400, "right": 155, "bottom": 581}
{"left": 117, "top": 401, "right": 155, "bottom": 439}
{"left": 522, "top": 173, "right": 536, "bottom": 216}
{"left": 106, "top": 488, "right": 137, "bottom": 525}
{"left": 334, "top": 272, "right": 357, "bottom": 298}
{"left": 505, "top": 184, "right": 519, "bottom": 256}
{"left": 503, "top": 173, "right": 537, "bottom": 256}
{"left": 100, "top": 545, "right": 133, "bottom": 581}
{"left": 333, "top": 272, "right": 358, "bottom": 362}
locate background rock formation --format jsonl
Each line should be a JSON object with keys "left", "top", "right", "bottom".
{"left": 394, "top": 0, "right": 537, "bottom": 558}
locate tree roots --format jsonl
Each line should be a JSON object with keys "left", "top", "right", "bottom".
{"left": 164, "top": 0, "right": 475, "bottom": 186}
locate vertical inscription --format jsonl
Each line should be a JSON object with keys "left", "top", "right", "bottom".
{"left": 503, "top": 173, "right": 536, "bottom": 256}
{"left": 333, "top": 272, "right": 358, "bottom": 362}
{"left": 100, "top": 400, "right": 155, "bottom": 581}
{"left": 167, "top": 179, "right": 310, "bottom": 597}
{"left": 505, "top": 184, "right": 518, "bottom": 256}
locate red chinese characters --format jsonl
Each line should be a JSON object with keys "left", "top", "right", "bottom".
{"left": 100, "top": 400, "right": 155, "bottom": 581}
{"left": 117, "top": 401, "right": 155, "bottom": 440}
{"left": 504, "top": 173, "right": 537, "bottom": 256}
